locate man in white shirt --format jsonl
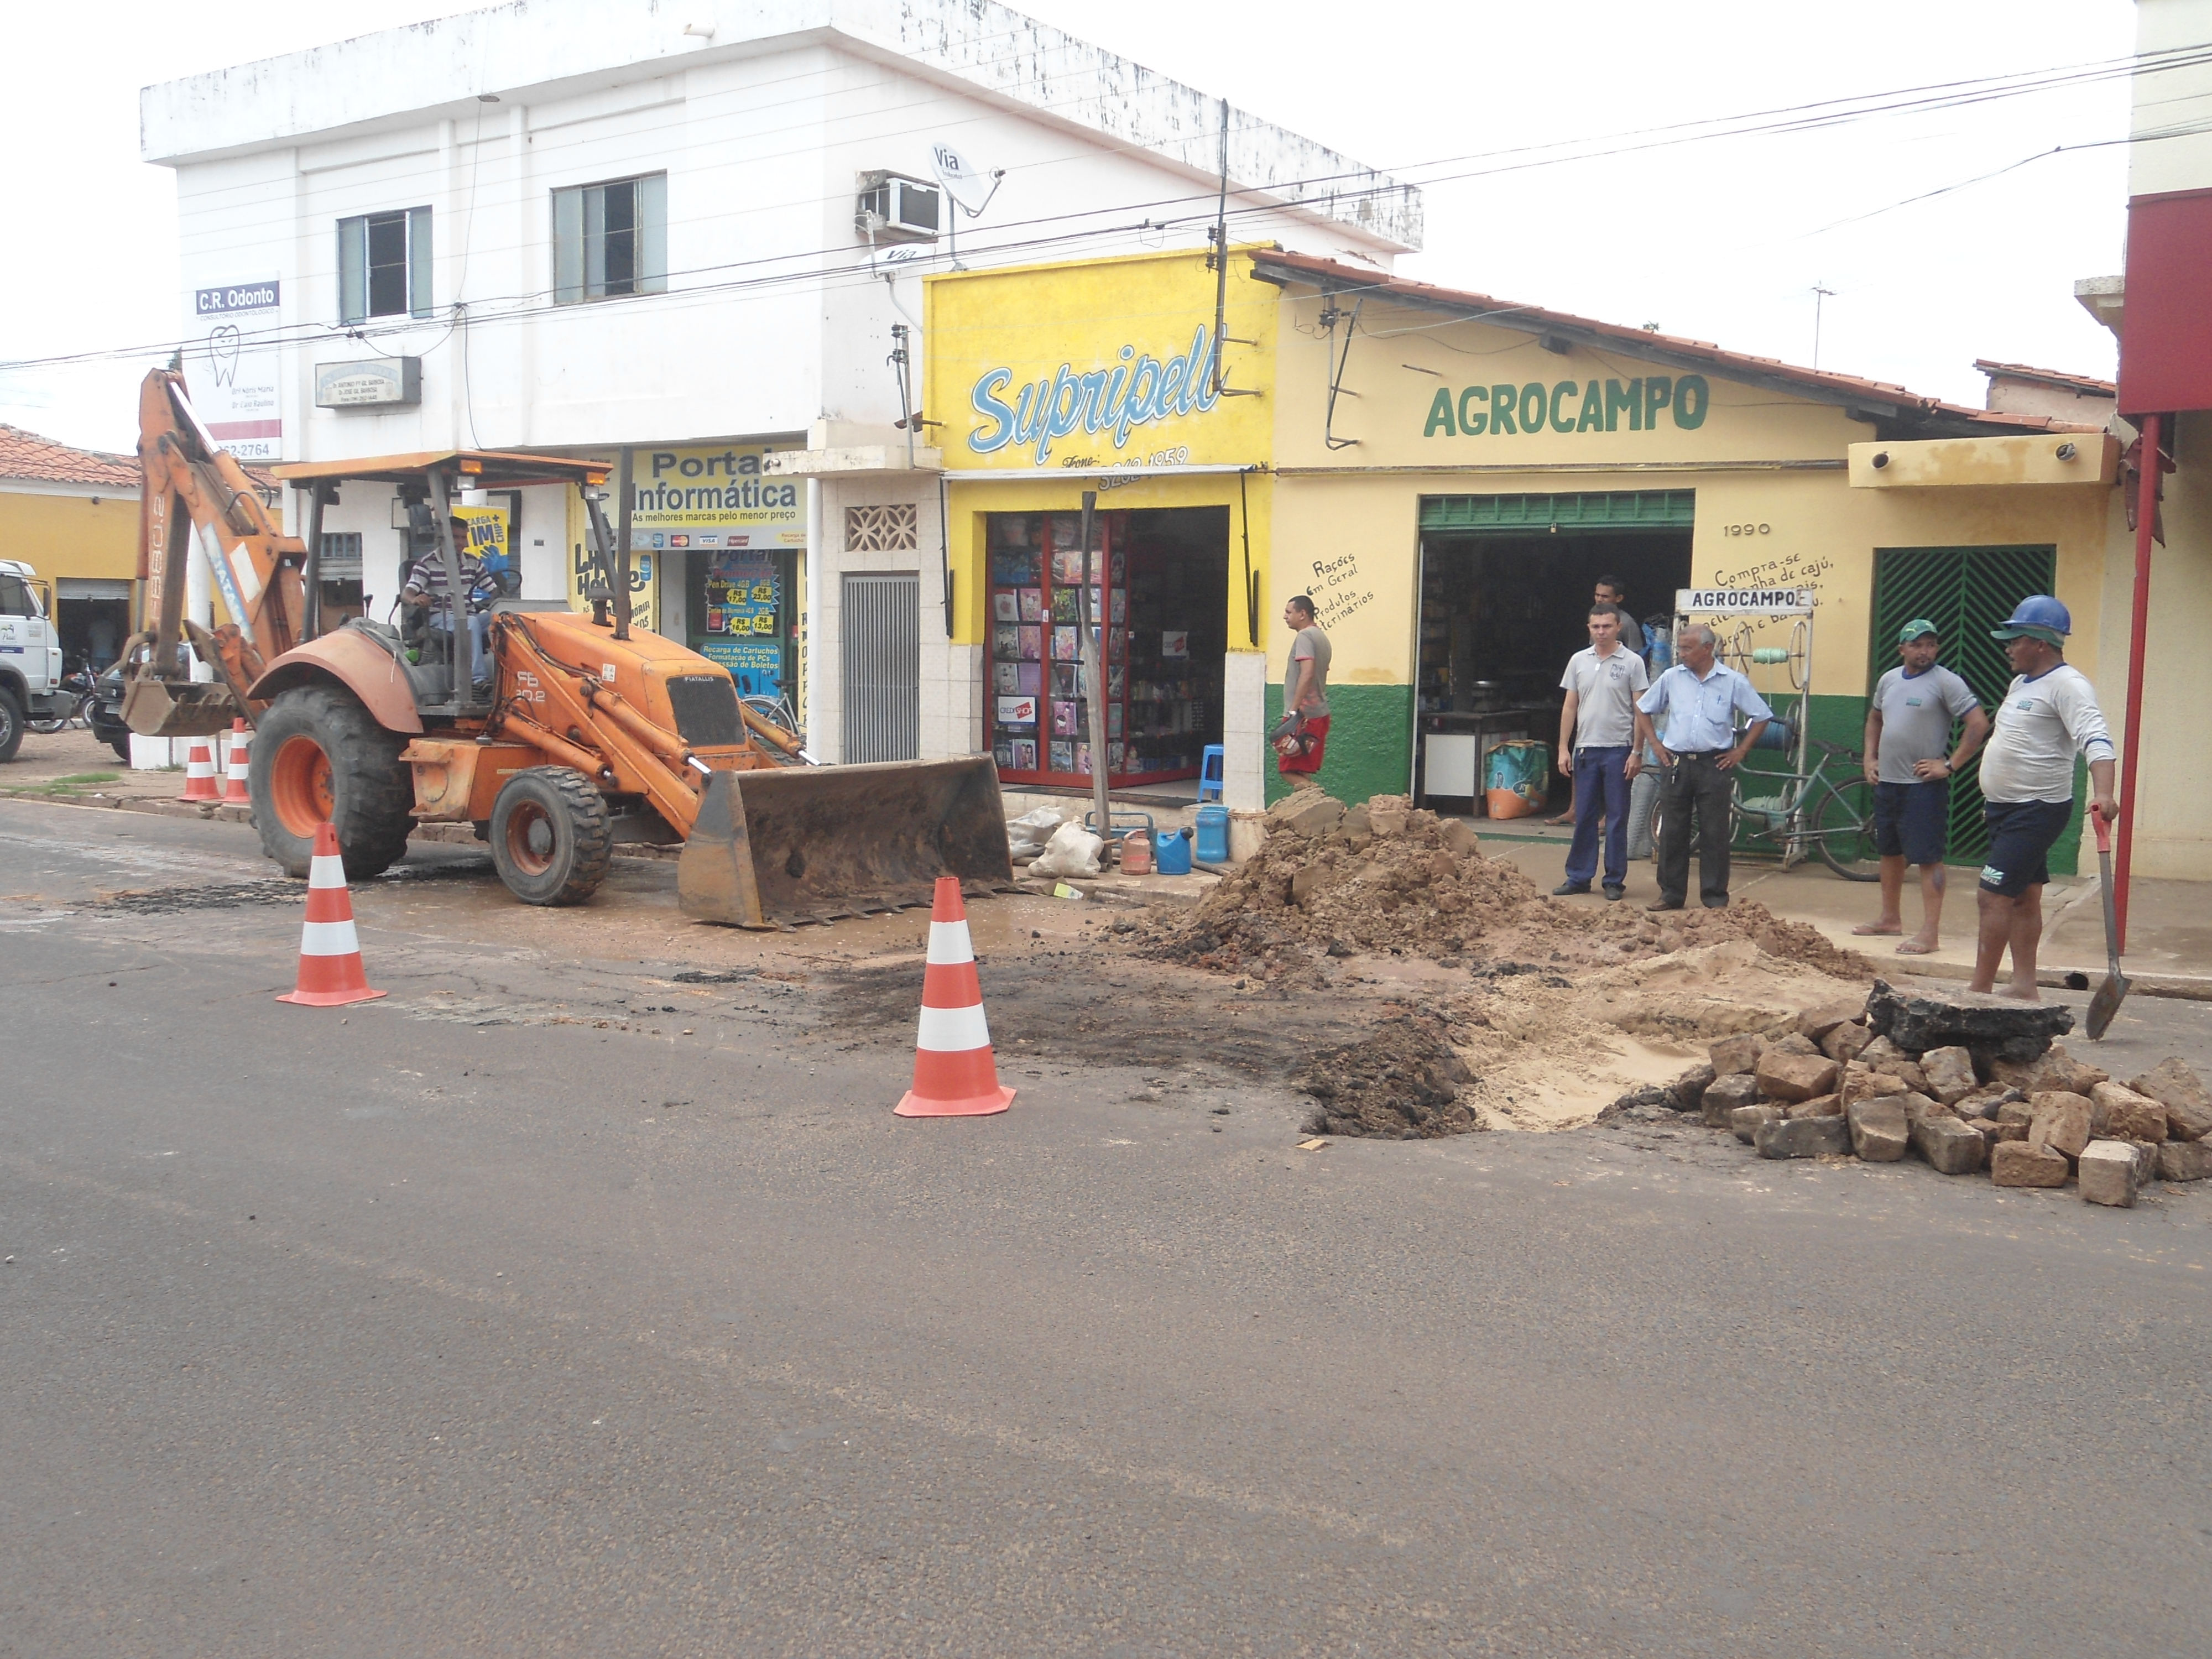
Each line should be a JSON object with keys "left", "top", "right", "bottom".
{"left": 1552, "top": 606, "right": 1649, "bottom": 900}
{"left": 1970, "top": 596, "right": 2117, "bottom": 1000}
{"left": 1853, "top": 619, "right": 1990, "bottom": 954}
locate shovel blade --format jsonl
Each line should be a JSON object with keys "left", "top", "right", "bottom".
{"left": 120, "top": 674, "right": 246, "bottom": 738}
{"left": 2085, "top": 971, "right": 2132, "bottom": 1041}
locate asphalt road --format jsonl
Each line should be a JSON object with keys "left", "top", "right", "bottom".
{"left": 3, "top": 798, "right": 2208, "bottom": 1657}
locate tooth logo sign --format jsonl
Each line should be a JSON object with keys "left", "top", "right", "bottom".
{"left": 207, "top": 324, "right": 243, "bottom": 387}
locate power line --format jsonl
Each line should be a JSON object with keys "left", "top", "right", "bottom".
{"left": 8, "top": 38, "right": 2196, "bottom": 376}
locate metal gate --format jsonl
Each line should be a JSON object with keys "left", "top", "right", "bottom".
{"left": 842, "top": 571, "right": 919, "bottom": 763}
{"left": 1870, "top": 545, "right": 2056, "bottom": 865}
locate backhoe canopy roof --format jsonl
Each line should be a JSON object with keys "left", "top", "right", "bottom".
{"left": 270, "top": 451, "right": 612, "bottom": 489}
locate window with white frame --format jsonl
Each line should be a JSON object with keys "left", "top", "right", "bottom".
{"left": 338, "top": 208, "right": 433, "bottom": 322}
{"left": 552, "top": 174, "right": 667, "bottom": 304}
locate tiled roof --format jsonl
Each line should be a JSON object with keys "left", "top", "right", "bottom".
{"left": 0, "top": 423, "right": 140, "bottom": 489}
{"left": 1250, "top": 252, "right": 2110, "bottom": 438}
{"left": 1972, "top": 359, "right": 2116, "bottom": 398}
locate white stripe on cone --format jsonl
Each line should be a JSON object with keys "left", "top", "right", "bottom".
{"left": 308, "top": 854, "right": 346, "bottom": 889}
{"left": 926, "top": 920, "right": 975, "bottom": 965}
{"left": 187, "top": 748, "right": 214, "bottom": 775}
{"left": 299, "top": 919, "right": 362, "bottom": 957}
{"left": 916, "top": 1001, "right": 992, "bottom": 1053}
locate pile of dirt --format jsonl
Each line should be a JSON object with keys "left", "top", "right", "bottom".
{"left": 1291, "top": 1010, "right": 1480, "bottom": 1140}
{"left": 1148, "top": 792, "right": 1865, "bottom": 982}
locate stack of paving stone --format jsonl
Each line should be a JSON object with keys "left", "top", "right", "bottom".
{"left": 1671, "top": 981, "right": 2212, "bottom": 1207}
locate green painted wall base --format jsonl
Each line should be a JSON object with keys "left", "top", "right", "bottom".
{"left": 1262, "top": 683, "right": 1415, "bottom": 808}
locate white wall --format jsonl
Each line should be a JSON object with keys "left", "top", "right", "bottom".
{"left": 2133, "top": 0, "right": 2212, "bottom": 197}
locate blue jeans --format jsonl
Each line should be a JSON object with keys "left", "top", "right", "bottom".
{"left": 1565, "top": 745, "right": 1631, "bottom": 888}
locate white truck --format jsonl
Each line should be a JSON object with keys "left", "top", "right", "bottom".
{"left": 0, "top": 557, "right": 66, "bottom": 761}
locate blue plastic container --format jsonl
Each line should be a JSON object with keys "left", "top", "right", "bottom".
{"left": 1193, "top": 804, "right": 1230, "bottom": 864}
{"left": 1156, "top": 826, "right": 1193, "bottom": 875}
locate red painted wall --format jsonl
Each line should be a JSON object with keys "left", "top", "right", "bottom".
{"left": 2119, "top": 188, "right": 2212, "bottom": 416}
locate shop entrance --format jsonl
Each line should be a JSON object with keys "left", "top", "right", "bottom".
{"left": 985, "top": 507, "right": 1229, "bottom": 789}
{"left": 1414, "top": 492, "right": 1693, "bottom": 812}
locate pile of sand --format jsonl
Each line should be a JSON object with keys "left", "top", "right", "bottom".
{"left": 1150, "top": 792, "right": 1865, "bottom": 983}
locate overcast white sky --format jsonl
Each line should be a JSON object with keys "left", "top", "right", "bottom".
{"left": 0, "top": 0, "right": 2140, "bottom": 452}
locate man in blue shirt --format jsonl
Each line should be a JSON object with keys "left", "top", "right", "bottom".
{"left": 1634, "top": 622, "right": 1772, "bottom": 910}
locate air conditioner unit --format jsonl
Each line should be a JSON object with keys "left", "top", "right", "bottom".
{"left": 855, "top": 171, "right": 941, "bottom": 243}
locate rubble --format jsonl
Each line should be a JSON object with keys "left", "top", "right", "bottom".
{"left": 1755, "top": 1048, "right": 1839, "bottom": 1103}
{"left": 2078, "top": 1140, "right": 2142, "bottom": 1208}
{"left": 2090, "top": 1082, "right": 2168, "bottom": 1144}
{"left": 1151, "top": 793, "right": 1867, "bottom": 982}
{"left": 2158, "top": 1140, "right": 2212, "bottom": 1181}
{"left": 1666, "top": 1003, "right": 2208, "bottom": 1207}
{"left": 1847, "top": 1097, "right": 1911, "bottom": 1161}
{"left": 1293, "top": 1013, "right": 1479, "bottom": 1140}
{"left": 1864, "top": 978, "right": 2073, "bottom": 1059}
{"left": 2130, "top": 1059, "right": 2212, "bottom": 1141}
{"left": 1991, "top": 1141, "right": 2070, "bottom": 1187}
{"left": 1911, "top": 1112, "right": 1986, "bottom": 1176}
{"left": 1756, "top": 1115, "right": 1851, "bottom": 1159}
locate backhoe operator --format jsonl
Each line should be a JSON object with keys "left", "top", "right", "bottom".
{"left": 401, "top": 515, "right": 494, "bottom": 689}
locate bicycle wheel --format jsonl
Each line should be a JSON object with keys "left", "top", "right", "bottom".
{"left": 1812, "top": 778, "right": 1882, "bottom": 880}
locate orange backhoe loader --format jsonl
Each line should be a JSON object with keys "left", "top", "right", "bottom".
{"left": 119, "top": 368, "right": 1010, "bottom": 925}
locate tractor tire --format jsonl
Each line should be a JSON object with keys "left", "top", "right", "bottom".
{"left": 488, "top": 766, "right": 612, "bottom": 906}
{"left": 0, "top": 686, "right": 22, "bottom": 762}
{"left": 249, "top": 683, "right": 414, "bottom": 880}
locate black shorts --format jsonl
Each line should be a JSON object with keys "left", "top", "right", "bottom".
{"left": 1980, "top": 799, "right": 2073, "bottom": 896}
{"left": 1874, "top": 779, "right": 1949, "bottom": 865}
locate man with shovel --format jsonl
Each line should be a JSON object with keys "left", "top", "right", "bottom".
{"left": 1969, "top": 596, "right": 2117, "bottom": 1002}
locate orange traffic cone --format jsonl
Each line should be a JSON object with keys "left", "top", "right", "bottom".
{"left": 276, "top": 823, "right": 385, "bottom": 1007}
{"left": 181, "top": 739, "right": 220, "bottom": 801}
{"left": 222, "top": 721, "right": 251, "bottom": 804}
{"left": 895, "top": 877, "right": 1014, "bottom": 1118}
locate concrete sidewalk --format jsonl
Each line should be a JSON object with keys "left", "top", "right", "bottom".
{"left": 1486, "top": 822, "right": 2212, "bottom": 991}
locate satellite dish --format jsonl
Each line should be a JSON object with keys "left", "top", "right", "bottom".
{"left": 931, "top": 140, "right": 1003, "bottom": 217}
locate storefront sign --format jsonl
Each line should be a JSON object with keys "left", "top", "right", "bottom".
{"left": 1676, "top": 587, "right": 1811, "bottom": 614}
{"left": 1421, "top": 374, "right": 1709, "bottom": 439}
{"left": 628, "top": 446, "right": 803, "bottom": 546}
{"left": 187, "top": 277, "right": 283, "bottom": 460}
{"left": 314, "top": 357, "right": 421, "bottom": 409}
{"left": 967, "top": 324, "right": 1224, "bottom": 466}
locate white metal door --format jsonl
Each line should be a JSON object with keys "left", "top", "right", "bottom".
{"left": 842, "top": 572, "right": 919, "bottom": 763}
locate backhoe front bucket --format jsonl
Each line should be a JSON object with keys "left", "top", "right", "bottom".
{"left": 677, "top": 757, "right": 1014, "bottom": 927}
{"left": 120, "top": 674, "right": 248, "bottom": 738}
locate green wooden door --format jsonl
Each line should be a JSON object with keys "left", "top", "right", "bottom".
{"left": 1870, "top": 545, "right": 2057, "bottom": 866}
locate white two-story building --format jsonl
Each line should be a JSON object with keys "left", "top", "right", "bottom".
{"left": 142, "top": 0, "right": 1416, "bottom": 762}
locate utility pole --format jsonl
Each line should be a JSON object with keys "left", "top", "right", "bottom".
{"left": 1811, "top": 281, "right": 1836, "bottom": 372}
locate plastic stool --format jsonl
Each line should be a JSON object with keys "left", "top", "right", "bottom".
{"left": 1197, "top": 744, "right": 1225, "bottom": 801}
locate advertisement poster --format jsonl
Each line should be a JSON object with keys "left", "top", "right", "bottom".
{"left": 566, "top": 539, "right": 655, "bottom": 634}
{"left": 187, "top": 278, "right": 284, "bottom": 461}
{"left": 696, "top": 549, "right": 784, "bottom": 697}
{"left": 452, "top": 505, "right": 509, "bottom": 575}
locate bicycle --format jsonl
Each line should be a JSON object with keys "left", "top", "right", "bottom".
{"left": 1733, "top": 734, "right": 1879, "bottom": 880}
{"left": 1643, "top": 733, "right": 1878, "bottom": 881}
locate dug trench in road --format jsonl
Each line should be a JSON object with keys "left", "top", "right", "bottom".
{"left": 7, "top": 792, "right": 2212, "bottom": 1658}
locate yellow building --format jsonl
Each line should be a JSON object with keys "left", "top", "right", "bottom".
{"left": 928, "top": 249, "right": 2119, "bottom": 876}
{"left": 0, "top": 423, "right": 142, "bottom": 668}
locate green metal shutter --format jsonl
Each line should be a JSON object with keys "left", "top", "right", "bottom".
{"left": 1419, "top": 491, "right": 1695, "bottom": 534}
{"left": 1870, "top": 545, "right": 2057, "bottom": 867}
